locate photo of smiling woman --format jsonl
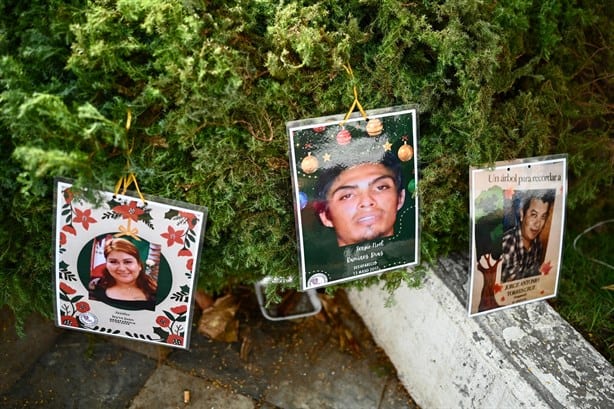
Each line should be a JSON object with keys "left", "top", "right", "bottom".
{"left": 88, "top": 237, "right": 158, "bottom": 311}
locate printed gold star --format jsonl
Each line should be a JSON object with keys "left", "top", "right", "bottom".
{"left": 323, "top": 152, "right": 331, "bottom": 162}
{"left": 383, "top": 141, "right": 392, "bottom": 151}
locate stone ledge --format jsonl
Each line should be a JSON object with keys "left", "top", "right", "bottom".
{"left": 347, "top": 255, "right": 614, "bottom": 409}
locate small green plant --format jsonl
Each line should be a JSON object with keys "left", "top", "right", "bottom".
{"left": 552, "top": 220, "right": 614, "bottom": 364}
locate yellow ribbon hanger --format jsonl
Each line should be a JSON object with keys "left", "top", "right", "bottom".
{"left": 339, "top": 64, "right": 368, "bottom": 127}
{"left": 114, "top": 172, "right": 145, "bottom": 203}
{"left": 113, "top": 109, "right": 146, "bottom": 203}
{"left": 113, "top": 110, "right": 145, "bottom": 240}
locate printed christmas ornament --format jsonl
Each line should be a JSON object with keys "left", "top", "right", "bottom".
{"left": 407, "top": 178, "right": 416, "bottom": 194}
{"left": 299, "top": 192, "right": 308, "bottom": 209}
{"left": 336, "top": 128, "right": 352, "bottom": 145}
{"left": 301, "top": 152, "right": 319, "bottom": 174}
{"left": 365, "top": 118, "right": 383, "bottom": 136}
{"left": 313, "top": 126, "right": 326, "bottom": 133}
{"left": 398, "top": 141, "right": 414, "bottom": 162}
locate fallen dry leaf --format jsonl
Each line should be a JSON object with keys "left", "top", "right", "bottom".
{"left": 319, "top": 292, "right": 361, "bottom": 355}
{"left": 194, "top": 289, "right": 214, "bottom": 311}
{"left": 240, "top": 330, "right": 252, "bottom": 361}
{"left": 197, "top": 294, "right": 240, "bottom": 342}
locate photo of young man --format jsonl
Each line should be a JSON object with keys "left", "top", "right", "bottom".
{"left": 313, "top": 153, "right": 406, "bottom": 247}
{"left": 287, "top": 106, "right": 419, "bottom": 290}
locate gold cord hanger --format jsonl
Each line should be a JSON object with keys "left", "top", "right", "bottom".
{"left": 113, "top": 109, "right": 146, "bottom": 203}
{"left": 339, "top": 64, "right": 368, "bottom": 127}
{"left": 114, "top": 109, "right": 144, "bottom": 240}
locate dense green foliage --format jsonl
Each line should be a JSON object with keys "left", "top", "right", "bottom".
{"left": 1, "top": 1, "right": 612, "bottom": 332}
{"left": 555, "top": 221, "right": 614, "bottom": 364}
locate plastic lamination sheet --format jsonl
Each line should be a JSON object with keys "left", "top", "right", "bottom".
{"left": 53, "top": 178, "right": 207, "bottom": 349}
{"left": 287, "top": 106, "right": 420, "bottom": 290}
{"left": 468, "top": 155, "right": 568, "bottom": 316}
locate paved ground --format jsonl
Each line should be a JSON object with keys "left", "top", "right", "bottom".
{"left": 0, "top": 288, "right": 419, "bottom": 409}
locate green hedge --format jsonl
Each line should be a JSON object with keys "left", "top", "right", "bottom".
{"left": 1, "top": 0, "right": 611, "bottom": 328}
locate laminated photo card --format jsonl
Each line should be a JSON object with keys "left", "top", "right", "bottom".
{"left": 53, "top": 179, "right": 207, "bottom": 349}
{"left": 287, "top": 106, "right": 420, "bottom": 290}
{"left": 468, "top": 155, "right": 567, "bottom": 316}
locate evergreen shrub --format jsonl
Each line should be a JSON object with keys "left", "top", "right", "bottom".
{"left": 1, "top": 0, "right": 611, "bottom": 330}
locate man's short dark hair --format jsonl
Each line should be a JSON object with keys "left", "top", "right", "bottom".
{"left": 521, "top": 189, "right": 555, "bottom": 216}
{"left": 314, "top": 151, "right": 405, "bottom": 203}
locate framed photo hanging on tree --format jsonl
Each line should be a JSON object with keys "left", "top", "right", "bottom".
{"left": 468, "top": 155, "right": 568, "bottom": 316}
{"left": 287, "top": 105, "right": 420, "bottom": 290}
{"left": 53, "top": 178, "right": 207, "bottom": 349}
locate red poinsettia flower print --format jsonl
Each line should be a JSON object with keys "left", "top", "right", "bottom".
{"left": 171, "top": 305, "right": 188, "bottom": 315}
{"left": 179, "top": 211, "right": 197, "bottom": 228}
{"left": 540, "top": 261, "right": 553, "bottom": 275}
{"left": 60, "top": 282, "right": 77, "bottom": 295}
{"left": 112, "top": 201, "right": 144, "bottom": 222}
{"left": 161, "top": 226, "right": 184, "bottom": 247}
{"left": 73, "top": 208, "right": 97, "bottom": 230}
{"left": 166, "top": 334, "right": 184, "bottom": 345}
{"left": 493, "top": 283, "right": 503, "bottom": 294}
{"left": 63, "top": 188, "right": 74, "bottom": 204}
{"left": 61, "top": 315, "right": 79, "bottom": 327}
{"left": 156, "top": 316, "right": 171, "bottom": 328}
{"left": 62, "top": 224, "right": 77, "bottom": 235}
{"left": 178, "top": 248, "right": 192, "bottom": 257}
{"left": 75, "top": 301, "right": 90, "bottom": 313}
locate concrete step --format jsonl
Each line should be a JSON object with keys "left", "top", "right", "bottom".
{"left": 348, "top": 255, "right": 614, "bottom": 409}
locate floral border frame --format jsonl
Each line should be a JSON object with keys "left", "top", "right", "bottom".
{"left": 53, "top": 178, "right": 207, "bottom": 349}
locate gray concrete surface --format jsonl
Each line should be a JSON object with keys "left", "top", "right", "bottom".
{"left": 0, "top": 289, "right": 419, "bottom": 409}
{"left": 348, "top": 255, "right": 614, "bottom": 409}
{"left": 0, "top": 308, "right": 62, "bottom": 395}
{"left": 129, "top": 365, "right": 255, "bottom": 409}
